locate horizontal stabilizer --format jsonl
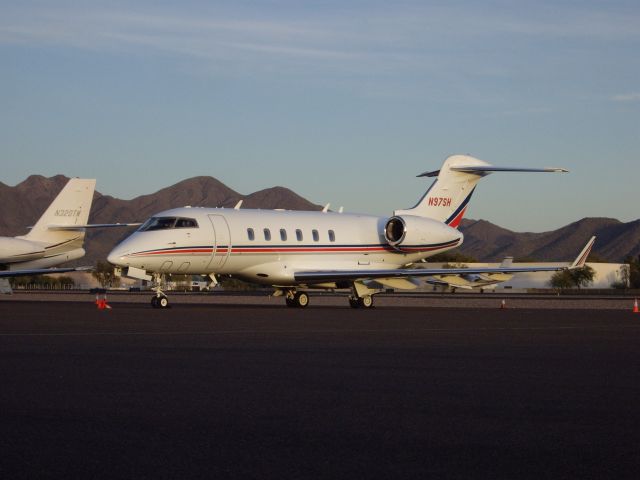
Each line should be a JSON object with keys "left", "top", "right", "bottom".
{"left": 48, "top": 223, "right": 142, "bottom": 230}
{"left": 418, "top": 166, "right": 568, "bottom": 177}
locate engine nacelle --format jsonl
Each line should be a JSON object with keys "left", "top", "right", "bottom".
{"left": 384, "top": 215, "right": 463, "bottom": 254}
{"left": 0, "top": 237, "right": 45, "bottom": 263}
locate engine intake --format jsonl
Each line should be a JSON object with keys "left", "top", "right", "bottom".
{"left": 384, "top": 215, "right": 463, "bottom": 254}
{"left": 384, "top": 216, "right": 407, "bottom": 246}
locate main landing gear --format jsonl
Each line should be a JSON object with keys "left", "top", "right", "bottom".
{"left": 285, "top": 290, "right": 309, "bottom": 308}
{"left": 281, "top": 289, "right": 375, "bottom": 309}
{"left": 348, "top": 295, "right": 374, "bottom": 309}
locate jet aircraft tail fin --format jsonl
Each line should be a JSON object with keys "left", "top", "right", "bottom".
{"left": 20, "top": 178, "right": 96, "bottom": 245}
{"left": 394, "top": 155, "right": 567, "bottom": 228}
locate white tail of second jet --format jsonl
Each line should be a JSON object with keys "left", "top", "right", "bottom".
{"left": 395, "top": 154, "right": 567, "bottom": 228}
{"left": 20, "top": 178, "right": 96, "bottom": 245}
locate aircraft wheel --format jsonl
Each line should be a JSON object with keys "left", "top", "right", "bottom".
{"left": 151, "top": 296, "right": 159, "bottom": 308}
{"left": 294, "top": 291, "right": 309, "bottom": 308}
{"left": 358, "top": 295, "right": 374, "bottom": 308}
{"left": 158, "top": 296, "right": 170, "bottom": 308}
{"left": 349, "top": 297, "right": 360, "bottom": 309}
{"left": 285, "top": 297, "right": 296, "bottom": 308}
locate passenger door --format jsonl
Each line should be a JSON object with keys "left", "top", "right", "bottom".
{"left": 207, "top": 214, "right": 231, "bottom": 271}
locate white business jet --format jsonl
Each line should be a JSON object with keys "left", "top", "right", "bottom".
{"left": 107, "top": 154, "right": 595, "bottom": 309}
{"left": 0, "top": 178, "right": 139, "bottom": 289}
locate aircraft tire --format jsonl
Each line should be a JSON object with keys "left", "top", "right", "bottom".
{"left": 151, "top": 296, "right": 159, "bottom": 308}
{"left": 349, "top": 297, "right": 360, "bottom": 309}
{"left": 159, "top": 296, "right": 170, "bottom": 308}
{"left": 285, "top": 297, "right": 296, "bottom": 308}
{"left": 358, "top": 295, "right": 374, "bottom": 308}
{"left": 294, "top": 292, "right": 309, "bottom": 308}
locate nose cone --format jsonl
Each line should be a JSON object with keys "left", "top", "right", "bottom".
{"left": 107, "top": 243, "right": 130, "bottom": 266}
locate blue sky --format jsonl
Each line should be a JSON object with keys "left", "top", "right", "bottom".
{"left": 1, "top": 0, "right": 638, "bottom": 231}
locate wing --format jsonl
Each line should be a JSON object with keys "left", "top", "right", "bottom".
{"left": 295, "top": 237, "right": 596, "bottom": 284}
{"left": 0, "top": 266, "right": 93, "bottom": 278}
{"left": 295, "top": 264, "right": 568, "bottom": 283}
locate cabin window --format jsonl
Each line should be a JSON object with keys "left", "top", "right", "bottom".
{"left": 296, "top": 229, "right": 303, "bottom": 241}
{"left": 328, "top": 230, "right": 335, "bottom": 242}
{"left": 263, "top": 228, "right": 271, "bottom": 241}
{"left": 312, "top": 229, "right": 319, "bottom": 242}
{"left": 247, "top": 228, "right": 255, "bottom": 241}
{"left": 280, "top": 229, "right": 287, "bottom": 241}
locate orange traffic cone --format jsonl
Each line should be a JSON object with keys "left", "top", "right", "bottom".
{"left": 500, "top": 299, "right": 507, "bottom": 309}
{"left": 634, "top": 298, "right": 639, "bottom": 313}
{"left": 95, "top": 292, "right": 112, "bottom": 310}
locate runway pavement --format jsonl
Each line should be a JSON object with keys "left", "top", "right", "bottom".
{"left": 1, "top": 301, "right": 639, "bottom": 479}
{"left": 1, "top": 289, "right": 636, "bottom": 309}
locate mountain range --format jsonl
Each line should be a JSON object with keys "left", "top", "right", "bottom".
{"left": 1, "top": 175, "right": 638, "bottom": 265}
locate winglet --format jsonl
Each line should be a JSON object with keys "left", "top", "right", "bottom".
{"left": 569, "top": 236, "right": 596, "bottom": 269}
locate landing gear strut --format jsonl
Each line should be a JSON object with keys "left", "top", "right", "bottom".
{"left": 150, "top": 273, "right": 170, "bottom": 309}
{"left": 348, "top": 281, "right": 377, "bottom": 309}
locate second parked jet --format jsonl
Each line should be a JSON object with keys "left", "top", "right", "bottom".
{"left": 108, "top": 154, "right": 594, "bottom": 308}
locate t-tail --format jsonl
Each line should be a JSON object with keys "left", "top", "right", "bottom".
{"left": 394, "top": 154, "right": 568, "bottom": 228}
{"left": 19, "top": 178, "right": 96, "bottom": 248}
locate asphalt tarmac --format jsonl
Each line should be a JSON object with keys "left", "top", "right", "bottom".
{"left": 1, "top": 301, "right": 639, "bottom": 479}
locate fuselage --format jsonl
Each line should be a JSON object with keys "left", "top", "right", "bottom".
{"left": 0, "top": 235, "right": 85, "bottom": 271}
{"left": 107, "top": 207, "right": 463, "bottom": 286}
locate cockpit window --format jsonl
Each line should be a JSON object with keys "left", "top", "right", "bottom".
{"left": 175, "top": 218, "right": 198, "bottom": 228}
{"left": 138, "top": 217, "right": 198, "bottom": 231}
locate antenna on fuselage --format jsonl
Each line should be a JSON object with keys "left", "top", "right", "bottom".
{"left": 234, "top": 200, "right": 243, "bottom": 210}
{"left": 322, "top": 203, "right": 330, "bottom": 213}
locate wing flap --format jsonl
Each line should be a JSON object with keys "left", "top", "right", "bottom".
{"left": 295, "top": 264, "right": 567, "bottom": 283}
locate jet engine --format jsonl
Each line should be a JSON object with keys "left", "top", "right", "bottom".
{"left": 383, "top": 215, "right": 463, "bottom": 253}
{"left": 0, "top": 237, "right": 45, "bottom": 263}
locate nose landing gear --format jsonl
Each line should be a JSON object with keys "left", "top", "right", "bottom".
{"left": 150, "top": 273, "right": 170, "bottom": 309}
{"left": 151, "top": 294, "right": 170, "bottom": 308}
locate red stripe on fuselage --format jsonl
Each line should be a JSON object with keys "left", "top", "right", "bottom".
{"left": 130, "top": 243, "right": 458, "bottom": 257}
